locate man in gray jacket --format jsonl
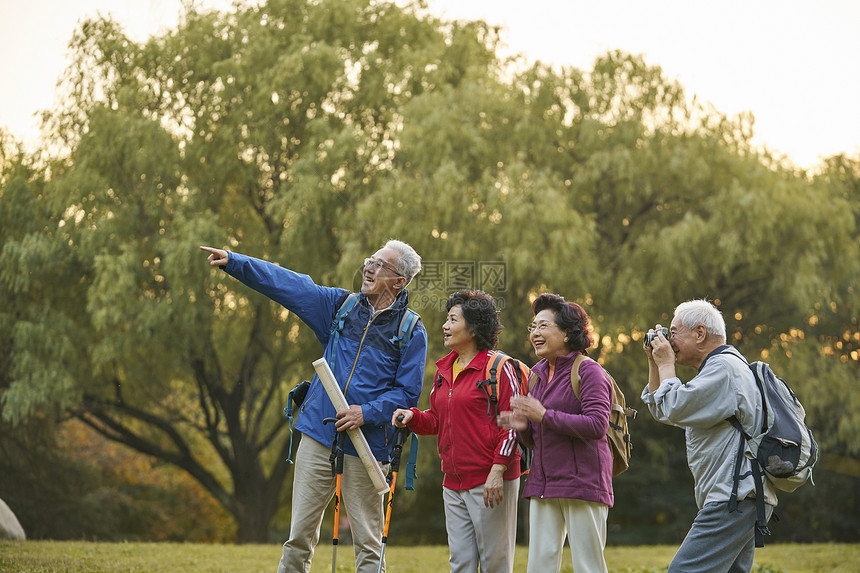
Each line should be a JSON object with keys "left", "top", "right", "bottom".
{"left": 642, "top": 299, "right": 776, "bottom": 573}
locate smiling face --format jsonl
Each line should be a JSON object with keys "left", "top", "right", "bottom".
{"left": 443, "top": 304, "right": 477, "bottom": 356}
{"left": 529, "top": 309, "right": 569, "bottom": 363}
{"left": 360, "top": 246, "right": 404, "bottom": 306}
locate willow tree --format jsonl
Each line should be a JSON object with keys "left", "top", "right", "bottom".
{"left": 4, "top": 0, "right": 857, "bottom": 545}
{"left": 1, "top": 0, "right": 506, "bottom": 542}
{"left": 357, "top": 47, "right": 860, "bottom": 542}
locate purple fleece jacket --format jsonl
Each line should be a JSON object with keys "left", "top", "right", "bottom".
{"left": 520, "top": 351, "right": 614, "bottom": 507}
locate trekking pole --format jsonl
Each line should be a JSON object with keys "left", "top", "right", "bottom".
{"left": 378, "top": 416, "right": 410, "bottom": 573}
{"left": 323, "top": 417, "right": 345, "bottom": 573}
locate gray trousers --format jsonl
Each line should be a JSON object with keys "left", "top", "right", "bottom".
{"left": 278, "top": 436, "right": 387, "bottom": 573}
{"left": 669, "top": 499, "right": 774, "bottom": 573}
{"left": 442, "top": 478, "right": 520, "bottom": 573}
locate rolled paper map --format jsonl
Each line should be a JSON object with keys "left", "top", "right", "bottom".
{"left": 312, "top": 357, "right": 390, "bottom": 496}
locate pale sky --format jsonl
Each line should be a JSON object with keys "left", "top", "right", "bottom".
{"left": 1, "top": 0, "right": 858, "bottom": 169}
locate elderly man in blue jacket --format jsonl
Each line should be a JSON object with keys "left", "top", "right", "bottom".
{"left": 201, "top": 240, "right": 427, "bottom": 573}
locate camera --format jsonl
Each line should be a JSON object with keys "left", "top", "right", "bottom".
{"left": 644, "top": 327, "right": 669, "bottom": 348}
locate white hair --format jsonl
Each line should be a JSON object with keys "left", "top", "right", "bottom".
{"left": 674, "top": 299, "right": 727, "bottom": 340}
{"left": 385, "top": 239, "right": 422, "bottom": 286}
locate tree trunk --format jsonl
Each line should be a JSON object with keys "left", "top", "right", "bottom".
{"left": 234, "top": 488, "right": 280, "bottom": 544}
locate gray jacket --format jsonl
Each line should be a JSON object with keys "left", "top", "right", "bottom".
{"left": 641, "top": 346, "right": 778, "bottom": 509}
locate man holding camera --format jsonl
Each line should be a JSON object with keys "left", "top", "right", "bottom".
{"left": 200, "top": 241, "right": 427, "bottom": 573}
{"left": 641, "top": 299, "right": 775, "bottom": 573}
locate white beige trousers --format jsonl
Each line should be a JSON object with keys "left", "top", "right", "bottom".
{"left": 526, "top": 497, "right": 608, "bottom": 573}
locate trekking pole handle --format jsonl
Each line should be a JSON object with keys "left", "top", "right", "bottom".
{"left": 390, "top": 430, "right": 410, "bottom": 471}
{"left": 386, "top": 416, "right": 409, "bottom": 483}
{"left": 322, "top": 417, "right": 347, "bottom": 475}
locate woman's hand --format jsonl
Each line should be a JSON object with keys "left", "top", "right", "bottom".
{"left": 510, "top": 394, "right": 547, "bottom": 423}
{"left": 391, "top": 409, "right": 412, "bottom": 427}
{"left": 496, "top": 410, "right": 528, "bottom": 431}
{"left": 483, "top": 464, "right": 506, "bottom": 508}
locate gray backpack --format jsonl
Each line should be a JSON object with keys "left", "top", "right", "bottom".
{"left": 719, "top": 347, "right": 818, "bottom": 546}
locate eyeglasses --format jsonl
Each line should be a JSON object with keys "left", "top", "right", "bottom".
{"left": 527, "top": 321, "right": 557, "bottom": 334}
{"left": 364, "top": 257, "right": 404, "bottom": 277}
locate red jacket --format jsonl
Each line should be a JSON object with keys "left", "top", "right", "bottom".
{"left": 408, "top": 350, "right": 522, "bottom": 490}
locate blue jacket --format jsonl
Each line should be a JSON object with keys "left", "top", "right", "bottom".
{"left": 224, "top": 252, "right": 428, "bottom": 461}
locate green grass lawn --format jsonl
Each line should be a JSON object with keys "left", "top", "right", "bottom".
{"left": 1, "top": 540, "right": 858, "bottom": 572}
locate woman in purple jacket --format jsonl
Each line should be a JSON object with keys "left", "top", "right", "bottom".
{"left": 498, "top": 293, "right": 613, "bottom": 573}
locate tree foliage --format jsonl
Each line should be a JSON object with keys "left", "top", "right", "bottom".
{"left": 1, "top": 0, "right": 857, "bottom": 544}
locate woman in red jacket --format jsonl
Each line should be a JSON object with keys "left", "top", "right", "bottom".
{"left": 392, "top": 290, "right": 521, "bottom": 573}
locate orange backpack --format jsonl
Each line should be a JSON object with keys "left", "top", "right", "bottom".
{"left": 477, "top": 351, "right": 532, "bottom": 417}
{"left": 477, "top": 351, "right": 534, "bottom": 473}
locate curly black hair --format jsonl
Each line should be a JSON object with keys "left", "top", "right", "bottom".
{"left": 531, "top": 293, "right": 594, "bottom": 353}
{"left": 445, "top": 290, "right": 502, "bottom": 352}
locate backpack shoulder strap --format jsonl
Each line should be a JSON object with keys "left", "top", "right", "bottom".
{"left": 727, "top": 414, "right": 770, "bottom": 546}
{"left": 527, "top": 372, "right": 539, "bottom": 394}
{"left": 328, "top": 292, "right": 359, "bottom": 371}
{"left": 330, "top": 293, "right": 359, "bottom": 336}
{"left": 570, "top": 356, "right": 634, "bottom": 418}
{"left": 477, "top": 351, "right": 506, "bottom": 418}
{"left": 403, "top": 432, "right": 420, "bottom": 491}
{"left": 722, "top": 351, "right": 768, "bottom": 434}
{"left": 570, "top": 354, "right": 590, "bottom": 401}
{"left": 700, "top": 344, "right": 745, "bottom": 372}
{"left": 390, "top": 308, "right": 420, "bottom": 357}
{"left": 507, "top": 356, "right": 526, "bottom": 394}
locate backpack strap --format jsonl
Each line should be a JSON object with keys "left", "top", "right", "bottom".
{"left": 749, "top": 362, "right": 770, "bottom": 435}
{"left": 509, "top": 357, "right": 525, "bottom": 394}
{"left": 403, "top": 432, "right": 420, "bottom": 491}
{"left": 328, "top": 293, "right": 360, "bottom": 372}
{"left": 390, "top": 308, "right": 419, "bottom": 358}
{"left": 570, "top": 354, "right": 589, "bottom": 401}
{"left": 719, "top": 350, "right": 770, "bottom": 435}
{"left": 728, "top": 416, "right": 771, "bottom": 546}
{"left": 283, "top": 380, "right": 311, "bottom": 464}
{"left": 283, "top": 403, "right": 295, "bottom": 464}
{"left": 476, "top": 352, "right": 506, "bottom": 418}
{"left": 571, "top": 355, "right": 636, "bottom": 420}
{"left": 749, "top": 462, "right": 770, "bottom": 547}
{"left": 728, "top": 416, "right": 753, "bottom": 511}
{"left": 722, "top": 349, "right": 773, "bottom": 547}
{"left": 701, "top": 344, "right": 744, "bottom": 372}
{"left": 527, "top": 372, "right": 539, "bottom": 394}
